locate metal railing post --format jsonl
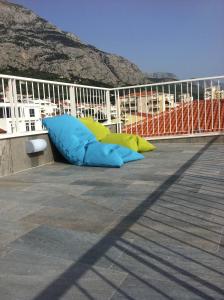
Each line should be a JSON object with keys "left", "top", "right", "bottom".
{"left": 0, "top": 73, "right": 223, "bottom": 138}
{"left": 12, "top": 79, "right": 19, "bottom": 133}
{"left": 7, "top": 78, "right": 17, "bottom": 133}
{"left": 115, "top": 90, "right": 122, "bottom": 133}
{"left": 106, "top": 90, "right": 111, "bottom": 124}
{"left": 69, "top": 86, "right": 76, "bottom": 117}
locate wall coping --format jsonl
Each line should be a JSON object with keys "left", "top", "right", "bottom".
{"left": 0, "top": 131, "right": 48, "bottom": 140}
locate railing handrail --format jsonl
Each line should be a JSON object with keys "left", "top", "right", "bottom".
{"left": 1, "top": 74, "right": 224, "bottom": 92}
{"left": 110, "top": 75, "right": 224, "bottom": 91}
{"left": 0, "top": 73, "right": 223, "bottom": 138}
{"left": 0, "top": 74, "right": 110, "bottom": 91}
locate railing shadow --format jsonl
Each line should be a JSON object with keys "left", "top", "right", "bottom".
{"left": 161, "top": 190, "right": 224, "bottom": 211}
{"left": 159, "top": 197, "right": 224, "bottom": 221}
{"left": 138, "top": 221, "right": 224, "bottom": 262}
{"left": 33, "top": 136, "right": 223, "bottom": 300}
{"left": 146, "top": 206, "right": 222, "bottom": 235}
{"left": 155, "top": 201, "right": 224, "bottom": 228}
{"left": 128, "top": 229, "right": 224, "bottom": 277}
{"left": 115, "top": 239, "right": 224, "bottom": 298}
{"left": 142, "top": 214, "right": 222, "bottom": 247}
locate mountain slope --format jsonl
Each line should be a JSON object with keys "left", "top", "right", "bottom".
{"left": 0, "top": 0, "right": 149, "bottom": 87}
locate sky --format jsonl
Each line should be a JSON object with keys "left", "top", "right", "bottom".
{"left": 10, "top": 0, "right": 224, "bottom": 79}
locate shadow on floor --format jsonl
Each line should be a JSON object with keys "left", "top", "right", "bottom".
{"left": 33, "top": 136, "right": 224, "bottom": 300}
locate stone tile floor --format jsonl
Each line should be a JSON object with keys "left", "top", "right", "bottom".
{"left": 0, "top": 140, "right": 224, "bottom": 300}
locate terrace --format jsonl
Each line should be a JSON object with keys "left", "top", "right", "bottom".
{"left": 0, "top": 74, "right": 224, "bottom": 300}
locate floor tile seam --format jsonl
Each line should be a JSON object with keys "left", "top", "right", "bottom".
{"left": 78, "top": 197, "right": 123, "bottom": 214}
{"left": 107, "top": 273, "right": 129, "bottom": 300}
{"left": 214, "top": 226, "right": 224, "bottom": 254}
{"left": 3, "top": 245, "right": 80, "bottom": 267}
{"left": 0, "top": 224, "right": 41, "bottom": 248}
{"left": 1, "top": 247, "right": 127, "bottom": 277}
{"left": 145, "top": 209, "right": 224, "bottom": 237}
{"left": 157, "top": 201, "right": 224, "bottom": 221}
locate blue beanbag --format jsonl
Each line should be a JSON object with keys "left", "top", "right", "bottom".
{"left": 43, "top": 115, "right": 143, "bottom": 167}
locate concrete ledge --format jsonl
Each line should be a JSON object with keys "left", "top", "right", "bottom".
{"left": 0, "top": 133, "right": 54, "bottom": 177}
{"left": 1, "top": 131, "right": 223, "bottom": 177}
{"left": 0, "top": 130, "right": 48, "bottom": 140}
{"left": 151, "top": 133, "right": 224, "bottom": 144}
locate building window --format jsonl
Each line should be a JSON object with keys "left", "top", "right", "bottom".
{"left": 25, "top": 122, "right": 30, "bottom": 132}
{"left": 18, "top": 108, "right": 21, "bottom": 118}
{"left": 31, "top": 122, "right": 35, "bottom": 131}
{"left": 6, "top": 107, "right": 11, "bottom": 118}
{"left": 0, "top": 107, "right": 4, "bottom": 118}
{"left": 29, "top": 109, "right": 35, "bottom": 117}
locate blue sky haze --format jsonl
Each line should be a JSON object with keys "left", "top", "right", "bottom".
{"left": 10, "top": 0, "right": 224, "bottom": 79}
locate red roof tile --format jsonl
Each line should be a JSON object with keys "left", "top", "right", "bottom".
{"left": 0, "top": 128, "right": 6, "bottom": 134}
{"left": 123, "top": 99, "right": 224, "bottom": 137}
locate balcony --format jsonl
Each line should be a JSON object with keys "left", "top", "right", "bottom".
{"left": 0, "top": 74, "right": 224, "bottom": 138}
{"left": 0, "top": 139, "right": 224, "bottom": 299}
{"left": 0, "top": 74, "right": 224, "bottom": 300}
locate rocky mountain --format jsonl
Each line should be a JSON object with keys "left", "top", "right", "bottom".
{"left": 147, "top": 72, "right": 178, "bottom": 80}
{"left": 0, "top": 0, "right": 150, "bottom": 87}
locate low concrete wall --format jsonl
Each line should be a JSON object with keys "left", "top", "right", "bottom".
{"left": 1, "top": 132, "right": 223, "bottom": 177}
{"left": 0, "top": 133, "right": 54, "bottom": 177}
{"left": 152, "top": 134, "right": 224, "bottom": 144}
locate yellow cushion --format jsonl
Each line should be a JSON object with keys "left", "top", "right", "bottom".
{"left": 101, "top": 133, "right": 156, "bottom": 152}
{"left": 80, "top": 117, "right": 95, "bottom": 123}
{"left": 101, "top": 133, "right": 139, "bottom": 152}
{"left": 79, "top": 118, "right": 110, "bottom": 140}
{"left": 136, "top": 135, "right": 156, "bottom": 152}
{"left": 79, "top": 118, "right": 155, "bottom": 152}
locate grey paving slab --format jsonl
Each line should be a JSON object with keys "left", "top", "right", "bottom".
{"left": 125, "top": 222, "right": 222, "bottom": 259}
{"left": 111, "top": 273, "right": 224, "bottom": 300}
{"left": 70, "top": 179, "right": 130, "bottom": 188}
{"left": 0, "top": 202, "right": 43, "bottom": 222}
{"left": 21, "top": 203, "right": 119, "bottom": 233}
{"left": 147, "top": 204, "right": 223, "bottom": 234}
{"left": 0, "top": 141, "right": 224, "bottom": 300}
{"left": 0, "top": 248, "right": 73, "bottom": 277}
{"left": 0, "top": 224, "right": 129, "bottom": 299}
{"left": 0, "top": 257, "right": 127, "bottom": 300}
{"left": 157, "top": 197, "right": 224, "bottom": 226}
{"left": 8, "top": 225, "right": 134, "bottom": 269}
{"left": 163, "top": 188, "right": 224, "bottom": 210}
{"left": 0, "top": 179, "right": 33, "bottom": 191}
{"left": 23, "top": 182, "right": 94, "bottom": 197}
{"left": 218, "top": 231, "right": 224, "bottom": 256}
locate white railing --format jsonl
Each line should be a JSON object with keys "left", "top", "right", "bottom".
{"left": 0, "top": 74, "right": 224, "bottom": 138}
{"left": 0, "top": 74, "right": 111, "bottom": 136}
{"left": 111, "top": 75, "right": 224, "bottom": 137}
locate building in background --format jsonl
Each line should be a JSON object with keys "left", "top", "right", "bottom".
{"left": 0, "top": 101, "right": 42, "bottom": 134}
{"left": 205, "top": 86, "right": 224, "bottom": 100}
{"left": 178, "top": 93, "right": 193, "bottom": 103}
{"left": 0, "top": 90, "right": 42, "bottom": 134}
{"left": 120, "top": 91, "right": 175, "bottom": 122}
